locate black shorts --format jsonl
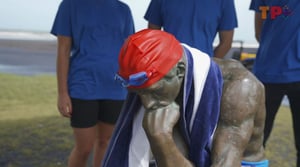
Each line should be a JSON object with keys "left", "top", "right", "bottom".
{"left": 70, "top": 98, "right": 124, "bottom": 128}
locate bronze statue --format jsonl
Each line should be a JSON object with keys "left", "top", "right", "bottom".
{"left": 102, "top": 29, "right": 268, "bottom": 167}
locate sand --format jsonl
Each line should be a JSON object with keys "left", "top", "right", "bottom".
{"left": 0, "top": 39, "right": 57, "bottom": 75}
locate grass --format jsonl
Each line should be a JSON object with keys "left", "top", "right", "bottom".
{"left": 0, "top": 73, "right": 297, "bottom": 167}
{"left": 265, "top": 106, "right": 297, "bottom": 167}
{"left": 0, "top": 73, "right": 73, "bottom": 167}
{"left": 0, "top": 117, "right": 72, "bottom": 167}
{"left": 0, "top": 73, "right": 58, "bottom": 120}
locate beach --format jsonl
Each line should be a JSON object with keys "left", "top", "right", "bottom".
{"left": 0, "top": 31, "right": 57, "bottom": 75}
{"left": 0, "top": 31, "right": 258, "bottom": 75}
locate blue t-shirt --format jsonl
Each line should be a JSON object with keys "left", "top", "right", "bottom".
{"left": 144, "top": 0, "right": 238, "bottom": 56}
{"left": 250, "top": 0, "right": 300, "bottom": 83}
{"left": 51, "top": 0, "right": 135, "bottom": 100}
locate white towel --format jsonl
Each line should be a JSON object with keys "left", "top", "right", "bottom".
{"left": 129, "top": 107, "right": 151, "bottom": 167}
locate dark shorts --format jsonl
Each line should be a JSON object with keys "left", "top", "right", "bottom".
{"left": 70, "top": 98, "right": 124, "bottom": 128}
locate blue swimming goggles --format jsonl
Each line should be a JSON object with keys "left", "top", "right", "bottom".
{"left": 115, "top": 71, "right": 149, "bottom": 87}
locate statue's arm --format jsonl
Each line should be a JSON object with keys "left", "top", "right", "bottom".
{"left": 142, "top": 103, "right": 194, "bottom": 167}
{"left": 211, "top": 76, "right": 259, "bottom": 167}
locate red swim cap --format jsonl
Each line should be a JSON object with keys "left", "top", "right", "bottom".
{"left": 117, "top": 29, "right": 183, "bottom": 88}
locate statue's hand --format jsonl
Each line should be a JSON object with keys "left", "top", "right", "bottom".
{"left": 142, "top": 102, "right": 180, "bottom": 140}
{"left": 142, "top": 102, "right": 195, "bottom": 167}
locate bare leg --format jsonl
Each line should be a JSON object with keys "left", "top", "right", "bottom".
{"left": 68, "top": 126, "right": 97, "bottom": 167}
{"left": 93, "top": 121, "right": 115, "bottom": 167}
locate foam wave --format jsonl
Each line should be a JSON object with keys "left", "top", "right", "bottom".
{"left": 0, "top": 31, "right": 56, "bottom": 41}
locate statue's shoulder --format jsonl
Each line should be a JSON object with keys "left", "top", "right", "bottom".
{"left": 213, "top": 58, "right": 264, "bottom": 92}
{"left": 213, "top": 58, "right": 244, "bottom": 72}
{"left": 215, "top": 58, "right": 264, "bottom": 124}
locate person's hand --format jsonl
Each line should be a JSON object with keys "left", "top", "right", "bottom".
{"left": 57, "top": 93, "right": 72, "bottom": 118}
{"left": 142, "top": 102, "right": 180, "bottom": 140}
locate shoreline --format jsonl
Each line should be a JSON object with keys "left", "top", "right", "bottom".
{"left": 0, "top": 37, "right": 57, "bottom": 76}
{"left": 0, "top": 30, "right": 56, "bottom": 41}
{"left": 0, "top": 34, "right": 257, "bottom": 75}
{"left": 0, "top": 30, "right": 258, "bottom": 47}
{"left": 0, "top": 30, "right": 258, "bottom": 76}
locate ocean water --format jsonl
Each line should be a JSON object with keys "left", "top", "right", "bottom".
{"left": 0, "top": 31, "right": 55, "bottom": 41}
{"left": 0, "top": 30, "right": 258, "bottom": 47}
{"left": 0, "top": 31, "right": 56, "bottom": 76}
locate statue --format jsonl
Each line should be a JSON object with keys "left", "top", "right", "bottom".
{"left": 102, "top": 29, "right": 269, "bottom": 167}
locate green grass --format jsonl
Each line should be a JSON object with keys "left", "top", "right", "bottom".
{"left": 0, "top": 73, "right": 73, "bottom": 167}
{"left": 0, "top": 73, "right": 58, "bottom": 120}
{"left": 0, "top": 73, "right": 297, "bottom": 167}
{"left": 0, "top": 117, "right": 72, "bottom": 167}
{"left": 265, "top": 106, "right": 297, "bottom": 167}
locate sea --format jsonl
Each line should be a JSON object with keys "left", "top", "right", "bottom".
{"left": 0, "top": 30, "right": 57, "bottom": 76}
{"left": 0, "top": 30, "right": 55, "bottom": 41}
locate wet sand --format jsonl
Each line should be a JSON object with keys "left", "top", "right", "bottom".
{"left": 0, "top": 39, "right": 57, "bottom": 75}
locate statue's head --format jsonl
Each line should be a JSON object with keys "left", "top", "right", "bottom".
{"left": 115, "top": 29, "right": 186, "bottom": 110}
{"left": 116, "top": 29, "right": 183, "bottom": 88}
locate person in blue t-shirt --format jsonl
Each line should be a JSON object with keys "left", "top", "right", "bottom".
{"left": 144, "top": 0, "right": 238, "bottom": 58}
{"left": 50, "top": 0, "right": 134, "bottom": 166}
{"left": 250, "top": 1, "right": 300, "bottom": 167}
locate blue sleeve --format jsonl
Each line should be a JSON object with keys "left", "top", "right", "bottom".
{"left": 249, "top": 0, "right": 265, "bottom": 12}
{"left": 50, "top": 0, "right": 72, "bottom": 37}
{"left": 124, "top": 6, "right": 135, "bottom": 36}
{"left": 144, "top": 0, "right": 163, "bottom": 27}
{"left": 218, "top": 0, "right": 238, "bottom": 31}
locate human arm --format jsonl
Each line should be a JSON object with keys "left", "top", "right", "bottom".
{"left": 142, "top": 102, "right": 194, "bottom": 167}
{"left": 249, "top": 0, "right": 265, "bottom": 43}
{"left": 144, "top": 0, "right": 163, "bottom": 30}
{"left": 213, "top": 0, "right": 237, "bottom": 58}
{"left": 213, "top": 30, "right": 234, "bottom": 58}
{"left": 254, "top": 12, "right": 264, "bottom": 42}
{"left": 56, "top": 35, "right": 72, "bottom": 117}
{"left": 211, "top": 69, "right": 262, "bottom": 167}
{"left": 148, "top": 23, "right": 162, "bottom": 30}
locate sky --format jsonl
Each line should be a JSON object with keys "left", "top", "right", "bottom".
{"left": 0, "top": 0, "right": 256, "bottom": 44}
